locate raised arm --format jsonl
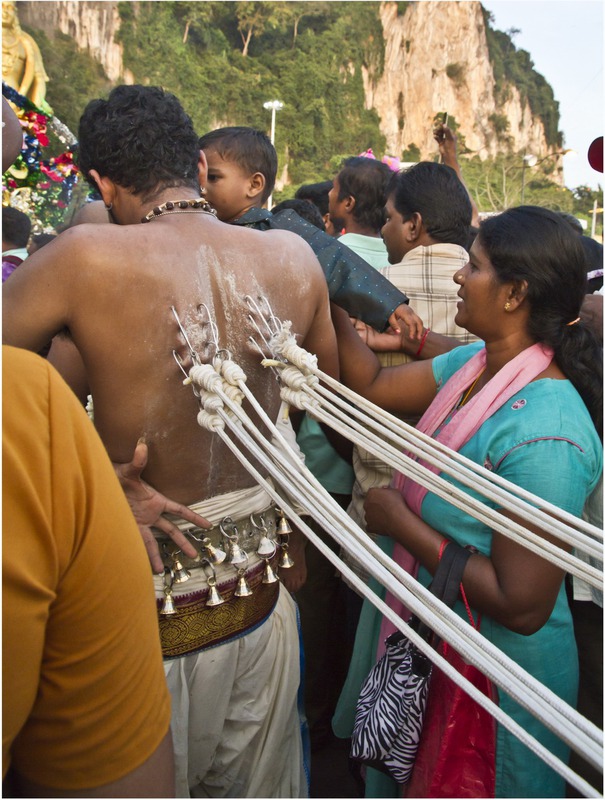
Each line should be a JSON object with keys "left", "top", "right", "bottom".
{"left": 353, "top": 319, "right": 464, "bottom": 360}
{"left": 331, "top": 302, "right": 437, "bottom": 415}
{"left": 434, "top": 124, "right": 480, "bottom": 229}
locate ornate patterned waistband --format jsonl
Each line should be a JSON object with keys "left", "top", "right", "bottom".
{"left": 158, "top": 558, "right": 280, "bottom": 658}
{"left": 154, "top": 503, "right": 296, "bottom": 658}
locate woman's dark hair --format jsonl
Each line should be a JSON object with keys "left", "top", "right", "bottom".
{"left": 77, "top": 85, "right": 200, "bottom": 203}
{"left": 479, "top": 206, "right": 602, "bottom": 436}
{"left": 581, "top": 235, "right": 604, "bottom": 293}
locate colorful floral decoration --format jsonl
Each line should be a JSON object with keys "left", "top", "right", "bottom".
{"left": 2, "top": 82, "right": 80, "bottom": 233}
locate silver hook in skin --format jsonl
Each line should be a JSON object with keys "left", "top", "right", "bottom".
{"left": 244, "top": 295, "right": 281, "bottom": 338}
{"left": 247, "top": 335, "right": 282, "bottom": 383}
{"left": 171, "top": 305, "right": 202, "bottom": 366}
{"left": 197, "top": 303, "right": 221, "bottom": 355}
{"left": 261, "top": 297, "right": 282, "bottom": 336}
{"left": 212, "top": 347, "right": 233, "bottom": 371}
{"left": 173, "top": 349, "right": 190, "bottom": 379}
{"left": 247, "top": 312, "right": 273, "bottom": 351}
{"left": 173, "top": 349, "right": 203, "bottom": 402}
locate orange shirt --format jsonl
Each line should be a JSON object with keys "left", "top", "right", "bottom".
{"left": 2, "top": 346, "right": 171, "bottom": 790}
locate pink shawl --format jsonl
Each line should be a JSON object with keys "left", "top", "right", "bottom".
{"left": 376, "top": 343, "right": 554, "bottom": 655}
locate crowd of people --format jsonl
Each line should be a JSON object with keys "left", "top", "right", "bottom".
{"left": 2, "top": 83, "right": 603, "bottom": 800}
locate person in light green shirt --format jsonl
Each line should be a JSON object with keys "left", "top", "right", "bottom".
{"left": 329, "top": 156, "right": 392, "bottom": 270}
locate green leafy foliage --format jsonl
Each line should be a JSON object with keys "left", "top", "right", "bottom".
{"left": 488, "top": 113, "right": 510, "bottom": 137}
{"left": 445, "top": 62, "right": 466, "bottom": 88}
{"left": 23, "top": 25, "right": 111, "bottom": 139}
{"left": 572, "top": 185, "right": 604, "bottom": 236}
{"left": 402, "top": 143, "right": 421, "bottom": 162}
{"left": 461, "top": 152, "right": 574, "bottom": 213}
{"left": 481, "top": 7, "right": 561, "bottom": 147}
{"left": 114, "top": 1, "right": 386, "bottom": 179}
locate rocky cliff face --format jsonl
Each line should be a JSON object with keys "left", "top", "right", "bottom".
{"left": 365, "top": 1, "right": 551, "bottom": 162}
{"left": 15, "top": 0, "right": 556, "bottom": 171}
{"left": 17, "top": 0, "right": 123, "bottom": 82}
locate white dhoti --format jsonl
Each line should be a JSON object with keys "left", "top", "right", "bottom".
{"left": 155, "top": 485, "right": 307, "bottom": 798}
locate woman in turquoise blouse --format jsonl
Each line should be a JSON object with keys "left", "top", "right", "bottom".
{"left": 331, "top": 206, "right": 602, "bottom": 798}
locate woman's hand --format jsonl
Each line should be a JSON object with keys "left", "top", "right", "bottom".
{"left": 364, "top": 487, "right": 413, "bottom": 539}
{"left": 352, "top": 317, "right": 405, "bottom": 352}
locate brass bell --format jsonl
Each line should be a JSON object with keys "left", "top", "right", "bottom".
{"left": 172, "top": 556, "right": 191, "bottom": 584}
{"left": 221, "top": 520, "right": 248, "bottom": 566}
{"left": 276, "top": 508, "right": 293, "bottom": 535}
{"left": 235, "top": 568, "right": 253, "bottom": 597}
{"left": 257, "top": 536, "right": 277, "bottom": 558}
{"left": 279, "top": 543, "right": 295, "bottom": 569}
{"left": 228, "top": 540, "right": 248, "bottom": 566}
{"left": 201, "top": 537, "right": 227, "bottom": 565}
{"left": 206, "top": 575, "right": 225, "bottom": 607}
{"left": 262, "top": 560, "right": 279, "bottom": 584}
{"left": 250, "top": 512, "right": 276, "bottom": 557}
{"left": 161, "top": 592, "right": 177, "bottom": 615}
{"left": 160, "top": 568, "right": 177, "bottom": 615}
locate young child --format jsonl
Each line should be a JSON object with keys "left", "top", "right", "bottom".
{"left": 199, "top": 126, "right": 423, "bottom": 337}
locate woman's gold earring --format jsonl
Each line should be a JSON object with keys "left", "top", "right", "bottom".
{"left": 504, "top": 301, "right": 511, "bottom": 311}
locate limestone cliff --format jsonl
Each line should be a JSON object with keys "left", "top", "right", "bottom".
{"left": 14, "top": 0, "right": 559, "bottom": 173}
{"left": 365, "top": 2, "right": 551, "bottom": 162}
{"left": 17, "top": 0, "right": 123, "bottom": 82}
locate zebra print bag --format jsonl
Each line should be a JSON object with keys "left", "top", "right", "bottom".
{"left": 350, "top": 628, "right": 432, "bottom": 783}
{"left": 350, "top": 542, "right": 472, "bottom": 784}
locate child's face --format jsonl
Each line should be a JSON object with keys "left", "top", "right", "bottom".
{"left": 203, "top": 149, "right": 255, "bottom": 222}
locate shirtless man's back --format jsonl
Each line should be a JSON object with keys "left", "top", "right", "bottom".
{"left": 3, "top": 108, "right": 337, "bottom": 507}
{"left": 4, "top": 213, "right": 336, "bottom": 499}
{"left": 3, "top": 84, "right": 337, "bottom": 799}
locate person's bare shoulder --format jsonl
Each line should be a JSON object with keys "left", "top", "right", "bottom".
{"left": 4, "top": 222, "right": 143, "bottom": 311}
{"left": 70, "top": 200, "right": 111, "bottom": 227}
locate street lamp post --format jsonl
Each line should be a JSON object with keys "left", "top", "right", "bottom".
{"left": 521, "top": 154, "right": 538, "bottom": 204}
{"left": 263, "top": 100, "right": 283, "bottom": 210}
{"left": 520, "top": 149, "right": 575, "bottom": 203}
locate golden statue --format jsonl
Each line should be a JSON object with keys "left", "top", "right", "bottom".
{"left": 2, "top": 0, "right": 49, "bottom": 109}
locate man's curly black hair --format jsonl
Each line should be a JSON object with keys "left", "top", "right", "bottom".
{"left": 77, "top": 85, "right": 200, "bottom": 203}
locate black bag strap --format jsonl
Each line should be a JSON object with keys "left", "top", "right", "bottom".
{"left": 430, "top": 541, "right": 472, "bottom": 605}
{"left": 415, "top": 542, "right": 472, "bottom": 643}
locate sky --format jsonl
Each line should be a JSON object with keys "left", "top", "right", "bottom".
{"left": 481, "top": 0, "right": 603, "bottom": 191}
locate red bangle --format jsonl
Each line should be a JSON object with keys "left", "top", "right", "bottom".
{"left": 415, "top": 327, "right": 430, "bottom": 358}
{"left": 438, "top": 538, "right": 449, "bottom": 560}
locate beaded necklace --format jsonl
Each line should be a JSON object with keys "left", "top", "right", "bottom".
{"left": 141, "top": 197, "right": 217, "bottom": 224}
